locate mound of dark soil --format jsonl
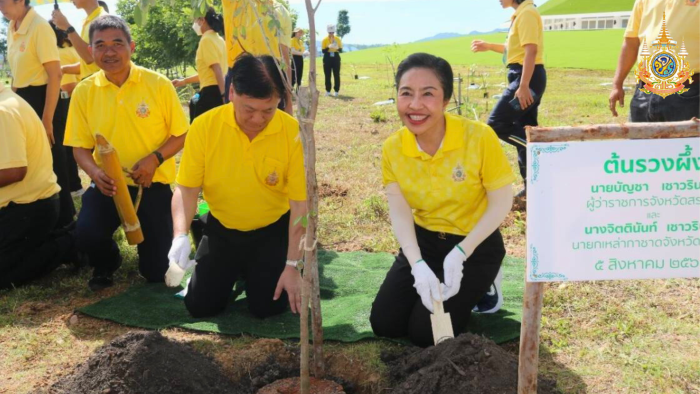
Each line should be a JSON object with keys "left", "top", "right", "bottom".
{"left": 385, "top": 333, "right": 558, "bottom": 394}
{"left": 45, "top": 331, "right": 243, "bottom": 394}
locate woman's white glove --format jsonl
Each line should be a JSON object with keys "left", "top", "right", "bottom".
{"left": 303, "top": 50, "right": 310, "bottom": 58}
{"left": 165, "top": 235, "right": 196, "bottom": 287}
{"left": 441, "top": 246, "right": 467, "bottom": 301}
{"left": 411, "top": 260, "right": 441, "bottom": 313}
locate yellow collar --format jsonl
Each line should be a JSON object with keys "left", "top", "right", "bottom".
{"left": 94, "top": 62, "right": 142, "bottom": 87}
{"left": 12, "top": 7, "right": 37, "bottom": 36}
{"left": 400, "top": 113, "right": 464, "bottom": 160}
{"left": 85, "top": 6, "right": 105, "bottom": 24}
{"left": 512, "top": 0, "right": 535, "bottom": 20}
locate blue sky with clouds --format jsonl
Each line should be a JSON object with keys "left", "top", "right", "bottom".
{"left": 32, "top": 0, "right": 549, "bottom": 45}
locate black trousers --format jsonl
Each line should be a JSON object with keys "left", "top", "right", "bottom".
{"left": 370, "top": 226, "right": 505, "bottom": 347}
{"left": 15, "top": 85, "right": 75, "bottom": 227}
{"left": 184, "top": 211, "right": 290, "bottom": 319}
{"left": 190, "top": 85, "right": 224, "bottom": 124}
{"left": 292, "top": 55, "right": 304, "bottom": 88}
{"left": 630, "top": 75, "right": 699, "bottom": 122}
{"left": 0, "top": 195, "right": 73, "bottom": 289}
{"left": 75, "top": 183, "right": 173, "bottom": 281}
{"left": 323, "top": 54, "right": 341, "bottom": 93}
{"left": 487, "top": 64, "right": 547, "bottom": 180}
{"left": 57, "top": 96, "right": 82, "bottom": 192}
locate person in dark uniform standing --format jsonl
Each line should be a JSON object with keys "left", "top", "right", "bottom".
{"left": 322, "top": 24, "right": 342, "bottom": 97}
{"left": 290, "top": 27, "right": 305, "bottom": 89}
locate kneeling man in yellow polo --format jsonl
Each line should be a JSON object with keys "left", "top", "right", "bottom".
{"left": 166, "top": 53, "right": 307, "bottom": 319}
{"left": 64, "top": 16, "right": 188, "bottom": 291}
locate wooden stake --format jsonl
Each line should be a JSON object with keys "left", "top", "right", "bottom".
{"left": 517, "top": 280, "right": 545, "bottom": 393}
{"left": 527, "top": 118, "right": 699, "bottom": 142}
{"left": 95, "top": 134, "right": 143, "bottom": 245}
{"left": 430, "top": 300, "right": 454, "bottom": 345}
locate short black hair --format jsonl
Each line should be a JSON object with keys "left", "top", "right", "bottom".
{"left": 229, "top": 54, "right": 285, "bottom": 100}
{"left": 49, "top": 20, "right": 72, "bottom": 48}
{"left": 98, "top": 0, "right": 110, "bottom": 13}
{"left": 204, "top": 7, "right": 224, "bottom": 35}
{"left": 395, "top": 53, "right": 453, "bottom": 101}
{"left": 89, "top": 15, "right": 132, "bottom": 44}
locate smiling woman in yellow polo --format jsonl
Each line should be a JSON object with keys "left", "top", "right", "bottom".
{"left": 65, "top": 63, "right": 188, "bottom": 186}
{"left": 370, "top": 53, "right": 514, "bottom": 348}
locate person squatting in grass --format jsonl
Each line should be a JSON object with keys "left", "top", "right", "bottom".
{"left": 370, "top": 53, "right": 515, "bottom": 347}
{"left": 166, "top": 53, "right": 307, "bottom": 319}
{"left": 172, "top": 7, "right": 227, "bottom": 123}
{"left": 471, "top": 0, "right": 546, "bottom": 198}
{"left": 322, "top": 24, "right": 343, "bottom": 97}
{"left": 0, "top": 83, "right": 76, "bottom": 290}
{"left": 64, "top": 15, "right": 189, "bottom": 291}
{"left": 609, "top": 0, "right": 699, "bottom": 122}
{"left": 1, "top": 0, "right": 75, "bottom": 229}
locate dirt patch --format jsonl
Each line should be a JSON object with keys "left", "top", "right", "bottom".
{"left": 319, "top": 182, "right": 349, "bottom": 198}
{"left": 385, "top": 333, "right": 557, "bottom": 394}
{"left": 40, "top": 331, "right": 243, "bottom": 394}
{"left": 258, "top": 377, "right": 345, "bottom": 394}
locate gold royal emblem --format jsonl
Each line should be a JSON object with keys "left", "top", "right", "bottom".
{"left": 634, "top": 13, "right": 694, "bottom": 98}
{"left": 452, "top": 164, "right": 465, "bottom": 182}
{"left": 265, "top": 170, "right": 279, "bottom": 186}
{"left": 136, "top": 100, "right": 151, "bottom": 118}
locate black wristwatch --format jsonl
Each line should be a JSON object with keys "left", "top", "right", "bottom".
{"left": 152, "top": 150, "right": 164, "bottom": 166}
{"left": 65, "top": 26, "right": 76, "bottom": 34}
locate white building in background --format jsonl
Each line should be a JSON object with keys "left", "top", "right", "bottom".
{"left": 542, "top": 11, "right": 632, "bottom": 31}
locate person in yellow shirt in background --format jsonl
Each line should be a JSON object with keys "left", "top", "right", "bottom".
{"left": 51, "top": 0, "right": 108, "bottom": 81}
{"left": 172, "top": 7, "right": 227, "bottom": 123}
{"left": 0, "top": 83, "right": 76, "bottom": 290}
{"left": 370, "top": 54, "right": 515, "bottom": 347}
{"left": 64, "top": 16, "right": 188, "bottom": 291}
{"left": 471, "top": 0, "right": 545, "bottom": 199}
{"left": 2, "top": 0, "right": 75, "bottom": 229}
{"left": 290, "top": 27, "right": 306, "bottom": 90}
{"left": 609, "top": 0, "right": 699, "bottom": 121}
{"left": 50, "top": 21, "right": 85, "bottom": 197}
{"left": 166, "top": 54, "right": 307, "bottom": 319}
{"left": 221, "top": 0, "right": 293, "bottom": 114}
{"left": 322, "top": 24, "right": 343, "bottom": 97}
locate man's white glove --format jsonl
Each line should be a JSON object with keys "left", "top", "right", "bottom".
{"left": 442, "top": 246, "right": 467, "bottom": 301}
{"left": 165, "top": 260, "right": 195, "bottom": 287}
{"left": 168, "top": 234, "right": 192, "bottom": 269}
{"left": 411, "top": 260, "right": 441, "bottom": 313}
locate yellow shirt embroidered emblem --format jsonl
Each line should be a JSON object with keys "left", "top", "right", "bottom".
{"left": 136, "top": 100, "right": 151, "bottom": 118}
{"left": 266, "top": 170, "right": 279, "bottom": 186}
{"left": 452, "top": 164, "right": 466, "bottom": 182}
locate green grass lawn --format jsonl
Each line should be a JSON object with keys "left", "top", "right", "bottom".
{"left": 341, "top": 29, "right": 626, "bottom": 70}
{"left": 538, "top": 0, "right": 635, "bottom": 15}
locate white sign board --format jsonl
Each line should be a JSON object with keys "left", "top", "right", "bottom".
{"left": 527, "top": 138, "right": 700, "bottom": 282}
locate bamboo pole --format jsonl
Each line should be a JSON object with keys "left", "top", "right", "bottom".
{"left": 527, "top": 118, "right": 699, "bottom": 143}
{"left": 517, "top": 281, "right": 544, "bottom": 394}
{"left": 95, "top": 134, "right": 144, "bottom": 245}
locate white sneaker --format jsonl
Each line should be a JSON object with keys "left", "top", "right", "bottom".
{"left": 71, "top": 189, "right": 86, "bottom": 198}
{"left": 325, "top": 92, "right": 331, "bottom": 96}
{"left": 333, "top": 92, "right": 339, "bottom": 97}
{"left": 472, "top": 267, "right": 504, "bottom": 314}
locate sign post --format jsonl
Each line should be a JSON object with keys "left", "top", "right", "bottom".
{"left": 517, "top": 118, "right": 700, "bottom": 394}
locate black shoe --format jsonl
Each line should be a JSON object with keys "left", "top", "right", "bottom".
{"left": 88, "top": 255, "right": 122, "bottom": 291}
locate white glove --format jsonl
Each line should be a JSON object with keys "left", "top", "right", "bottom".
{"left": 411, "top": 260, "right": 441, "bottom": 313}
{"left": 303, "top": 50, "right": 310, "bottom": 58}
{"left": 168, "top": 234, "right": 192, "bottom": 270}
{"left": 329, "top": 43, "right": 338, "bottom": 50}
{"left": 441, "top": 246, "right": 467, "bottom": 301}
{"left": 165, "top": 260, "right": 189, "bottom": 287}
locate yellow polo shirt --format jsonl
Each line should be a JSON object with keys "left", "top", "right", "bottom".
{"left": 196, "top": 30, "right": 227, "bottom": 88}
{"left": 625, "top": 0, "right": 699, "bottom": 71}
{"left": 505, "top": 0, "right": 544, "bottom": 66}
{"left": 223, "top": 0, "right": 292, "bottom": 67}
{"left": 79, "top": 6, "right": 108, "bottom": 80}
{"left": 291, "top": 37, "right": 304, "bottom": 53}
{"left": 64, "top": 64, "right": 188, "bottom": 186}
{"left": 382, "top": 114, "right": 515, "bottom": 236}
{"left": 7, "top": 8, "right": 60, "bottom": 88}
{"left": 0, "top": 85, "right": 60, "bottom": 209}
{"left": 177, "top": 103, "right": 306, "bottom": 231}
{"left": 59, "top": 46, "right": 81, "bottom": 87}
{"left": 322, "top": 36, "right": 343, "bottom": 53}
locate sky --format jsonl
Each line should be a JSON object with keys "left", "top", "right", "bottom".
{"left": 31, "top": 0, "right": 550, "bottom": 46}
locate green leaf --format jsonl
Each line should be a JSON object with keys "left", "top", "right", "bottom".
{"left": 233, "top": 5, "right": 244, "bottom": 17}
{"left": 240, "top": 26, "right": 246, "bottom": 39}
{"left": 301, "top": 216, "right": 308, "bottom": 228}
{"left": 134, "top": 5, "right": 144, "bottom": 26}
{"left": 231, "top": 26, "right": 238, "bottom": 40}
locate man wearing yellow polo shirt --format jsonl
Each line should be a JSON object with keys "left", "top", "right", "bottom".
{"left": 166, "top": 54, "right": 306, "bottom": 319}
{"left": 609, "top": 0, "right": 699, "bottom": 121}
{"left": 52, "top": 0, "right": 107, "bottom": 80}
{"left": 222, "top": 0, "right": 293, "bottom": 113}
{"left": 0, "top": 83, "right": 75, "bottom": 289}
{"left": 65, "top": 16, "right": 188, "bottom": 291}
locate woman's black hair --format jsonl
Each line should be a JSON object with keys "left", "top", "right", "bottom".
{"left": 395, "top": 53, "right": 453, "bottom": 101}
{"left": 89, "top": 15, "right": 132, "bottom": 44}
{"left": 98, "top": 0, "right": 110, "bottom": 13}
{"left": 49, "top": 20, "right": 72, "bottom": 48}
{"left": 230, "top": 53, "right": 285, "bottom": 100}
{"left": 204, "top": 7, "right": 224, "bottom": 35}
